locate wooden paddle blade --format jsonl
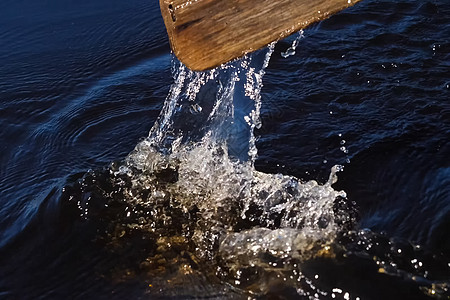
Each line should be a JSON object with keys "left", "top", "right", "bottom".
{"left": 160, "top": 0, "right": 362, "bottom": 71}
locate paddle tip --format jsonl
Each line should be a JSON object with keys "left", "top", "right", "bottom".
{"left": 160, "top": 0, "right": 363, "bottom": 71}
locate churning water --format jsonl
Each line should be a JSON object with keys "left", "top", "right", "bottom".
{"left": 59, "top": 45, "right": 449, "bottom": 299}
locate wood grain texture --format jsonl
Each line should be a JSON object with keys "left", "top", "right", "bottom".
{"left": 160, "top": 0, "right": 362, "bottom": 71}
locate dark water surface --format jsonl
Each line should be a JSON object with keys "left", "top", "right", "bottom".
{"left": 0, "top": 0, "right": 449, "bottom": 299}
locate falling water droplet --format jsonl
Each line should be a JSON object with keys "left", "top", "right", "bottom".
{"left": 281, "top": 30, "right": 304, "bottom": 58}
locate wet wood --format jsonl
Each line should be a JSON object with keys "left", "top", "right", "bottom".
{"left": 160, "top": 0, "right": 362, "bottom": 71}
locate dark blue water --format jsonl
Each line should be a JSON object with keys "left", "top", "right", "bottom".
{"left": 0, "top": 0, "right": 449, "bottom": 299}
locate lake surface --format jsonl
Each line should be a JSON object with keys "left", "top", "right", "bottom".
{"left": 0, "top": 0, "right": 449, "bottom": 299}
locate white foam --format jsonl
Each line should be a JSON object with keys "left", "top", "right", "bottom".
{"left": 115, "top": 45, "right": 348, "bottom": 294}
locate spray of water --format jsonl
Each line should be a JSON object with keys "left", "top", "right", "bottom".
{"left": 63, "top": 38, "right": 450, "bottom": 298}
{"left": 54, "top": 27, "right": 450, "bottom": 297}
{"left": 77, "top": 42, "right": 351, "bottom": 296}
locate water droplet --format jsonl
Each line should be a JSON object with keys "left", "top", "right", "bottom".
{"left": 281, "top": 30, "right": 304, "bottom": 58}
{"left": 189, "top": 103, "right": 202, "bottom": 113}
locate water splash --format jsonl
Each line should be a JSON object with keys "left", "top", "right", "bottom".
{"left": 84, "top": 44, "right": 353, "bottom": 296}
{"left": 63, "top": 44, "right": 450, "bottom": 298}
{"left": 124, "top": 43, "right": 345, "bottom": 238}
